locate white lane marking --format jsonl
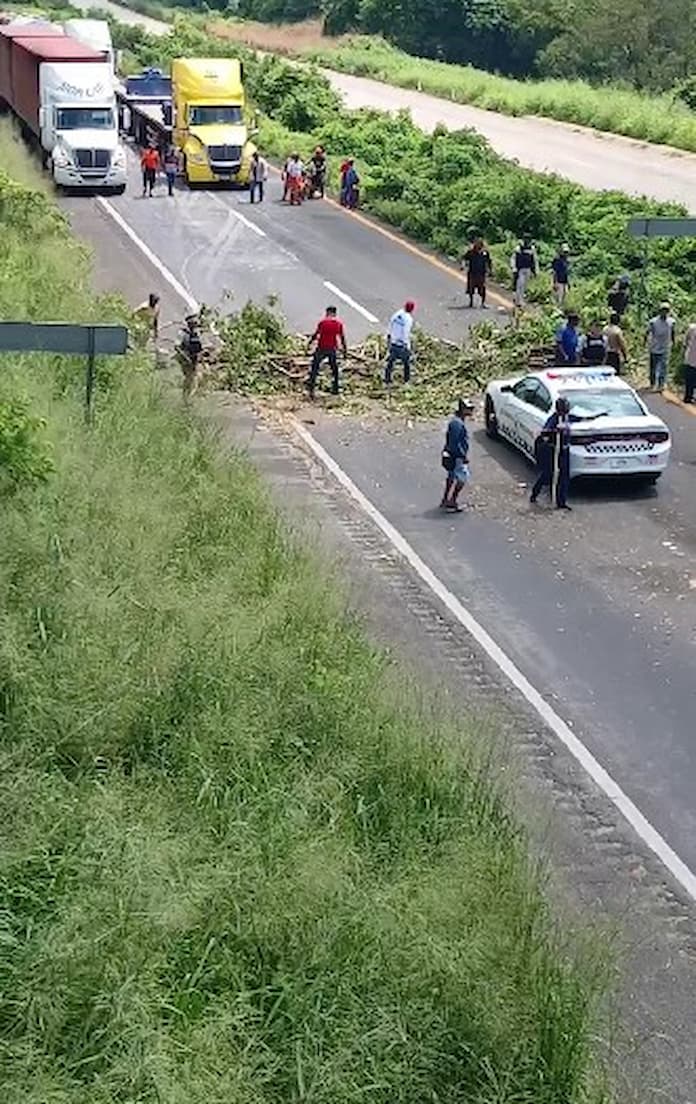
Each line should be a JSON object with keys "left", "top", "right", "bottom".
{"left": 323, "top": 280, "right": 379, "bottom": 323}
{"left": 89, "top": 194, "right": 696, "bottom": 902}
{"left": 291, "top": 417, "right": 696, "bottom": 905}
{"left": 207, "top": 191, "right": 267, "bottom": 237}
{"left": 231, "top": 207, "right": 267, "bottom": 238}
{"left": 97, "top": 196, "right": 199, "bottom": 312}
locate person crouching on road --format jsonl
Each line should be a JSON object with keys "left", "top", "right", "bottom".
{"left": 440, "top": 398, "right": 474, "bottom": 513}
{"left": 249, "top": 150, "right": 268, "bottom": 204}
{"left": 385, "top": 300, "right": 415, "bottom": 384}
{"left": 307, "top": 306, "right": 347, "bottom": 399}
{"left": 140, "top": 144, "right": 160, "bottom": 197}
{"left": 286, "top": 153, "right": 305, "bottom": 206}
{"left": 462, "top": 237, "right": 492, "bottom": 308}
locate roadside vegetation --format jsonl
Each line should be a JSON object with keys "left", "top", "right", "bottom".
{"left": 108, "top": 14, "right": 696, "bottom": 369}
{"left": 0, "top": 122, "right": 611, "bottom": 1103}
{"left": 100, "top": 0, "right": 696, "bottom": 153}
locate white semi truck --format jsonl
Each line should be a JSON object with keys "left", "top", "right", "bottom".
{"left": 0, "top": 24, "right": 126, "bottom": 192}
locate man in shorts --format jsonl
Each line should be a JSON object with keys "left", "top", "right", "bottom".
{"left": 462, "top": 238, "right": 492, "bottom": 308}
{"left": 440, "top": 398, "right": 474, "bottom": 512}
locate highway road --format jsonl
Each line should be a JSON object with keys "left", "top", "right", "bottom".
{"left": 77, "top": 0, "right": 696, "bottom": 209}
{"left": 57, "top": 133, "right": 696, "bottom": 1104}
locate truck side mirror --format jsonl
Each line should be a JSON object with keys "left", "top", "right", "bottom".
{"left": 248, "top": 127, "right": 258, "bottom": 139}
{"left": 38, "top": 107, "right": 46, "bottom": 129}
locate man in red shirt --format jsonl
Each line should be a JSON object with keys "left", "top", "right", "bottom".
{"left": 307, "top": 306, "right": 347, "bottom": 398}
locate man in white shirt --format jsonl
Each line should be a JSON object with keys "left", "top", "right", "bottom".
{"left": 385, "top": 300, "right": 415, "bottom": 384}
{"left": 683, "top": 320, "right": 696, "bottom": 402}
{"left": 647, "top": 302, "right": 676, "bottom": 391}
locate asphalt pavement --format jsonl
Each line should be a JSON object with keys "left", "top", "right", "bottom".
{"left": 62, "top": 155, "right": 696, "bottom": 880}
{"left": 74, "top": 0, "right": 696, "bottom": 209}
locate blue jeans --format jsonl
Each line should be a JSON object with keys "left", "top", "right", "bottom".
{"left": 385, "top": 343, "right": 411, "bottom": 384}
{"left": 650, "top": 351, "right": 668, "bottom": 388}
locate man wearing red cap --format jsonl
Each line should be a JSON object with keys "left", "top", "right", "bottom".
{"left": 386, "top": 300, "right": 415, "bottom": 385}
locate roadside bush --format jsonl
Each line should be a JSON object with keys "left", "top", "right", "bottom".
{"left": 0, "top": 395, "right": 52, "bottom": 495}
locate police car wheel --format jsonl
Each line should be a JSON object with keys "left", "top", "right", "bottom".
{"left": 485, "top": 396, "right": 499, "bottom": 439}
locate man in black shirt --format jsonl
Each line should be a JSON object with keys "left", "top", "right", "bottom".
{"left": 462, "top": 238, "right": 492, "bottom": 308}
{"left": 607, "top": 276, "right": 630, "bottom": 319}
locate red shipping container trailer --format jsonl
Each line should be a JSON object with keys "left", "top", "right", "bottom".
{"left": 0, "top": 23, "right": 63, "bottom": 105}
{"left": 6, "top": 35, "right": 105, "bottom": 136}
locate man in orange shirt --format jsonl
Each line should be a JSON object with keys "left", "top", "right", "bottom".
{"left": 140, "top": 144, "right": 160, "bottom": 197}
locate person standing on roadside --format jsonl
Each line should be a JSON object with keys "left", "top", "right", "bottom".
{"left": 579, "top": 319, "right": 607, "bottom": 365}
{"left": 511, "top": 235, "right": 538, "bottom": 307}
{"left": 163, "top": 145, "right": 178, "bottom": 196}
{"left": 385, "top": 300, "right": 415, "bottom": 385}
{"left": 462, "top": 237, "right": 492, "bottom": 308}
{"left": 555, "top": 312, "right": 581, "bottom": 365}
{"left": 140, "top": 144, "right": 160, "bottom": 197}
{"left": 647, "top": 302, "right": 676, "bottom": 391}
{"left": 607, "top": 275, "right": 630, "bottom": 320}
{"left": 249, "top": 150, "right": 268, "bottom": 204}
{"left": 551, "top": 244, "right": 571, "bottom": 304}
{"left": 440, "top": 398, "right": 475, "bottom": 512}
{"left": 307, "top": 306, "right": 347, "bottom": 399}
{"left": 342, "top": 159, "right": 359, "bottom": 209}
{"left": 134, "top": 292, "right": 160, "bottom": 341}
{"left": 604, "top": 312, "right": 627, "bottom": 373}
{"left": 682, "top": 319, "right": 696, "bottom": 403}
{"left": 286, "top": 153, "right": 305, "bottom": 206}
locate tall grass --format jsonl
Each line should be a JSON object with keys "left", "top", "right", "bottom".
{"left": 303, "top": 36, "right": 696, "bottom": 153}
{"left": 0, "top": 126, "right": 611, "bottom": 1100}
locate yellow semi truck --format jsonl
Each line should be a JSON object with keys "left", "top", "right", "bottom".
{"left": 172, "top": 58, "right": 256, "bottom": 186}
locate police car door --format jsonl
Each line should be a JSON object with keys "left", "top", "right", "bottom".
{"left": 506, "top": 377, "right": 544, "bottom": 458}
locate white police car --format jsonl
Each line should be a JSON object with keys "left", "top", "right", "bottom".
{"left": 484, "top": 366, "right": 671, "bottom": 482}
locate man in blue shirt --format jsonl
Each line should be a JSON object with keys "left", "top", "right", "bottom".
{"left": 555, "top": 312, "right": 581, "bottom": 365}
{"left": 440, "top": 398, "right": 474, "bottom": 512}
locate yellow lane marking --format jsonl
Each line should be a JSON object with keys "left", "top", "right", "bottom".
{"left": 266, "top": 162, "right": 512, "bottom": 309}
{"left": 322, "top": 194, "right": 512, "bottom": 309}
{"left": 663, "top": 388, "right": 696, "bottom": 416}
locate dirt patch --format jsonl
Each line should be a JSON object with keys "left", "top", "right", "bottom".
{"left": 207, "top": 16, "right": 343, "bottom": 56}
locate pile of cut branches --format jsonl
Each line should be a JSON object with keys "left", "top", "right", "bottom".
{"left": 196, "top": 298, "right": 548, "bottom": 418}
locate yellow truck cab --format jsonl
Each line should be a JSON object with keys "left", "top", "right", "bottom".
{"left": 172, "top": 57, "right": 255, "bottom": 186}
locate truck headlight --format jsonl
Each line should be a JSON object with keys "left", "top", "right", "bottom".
{"left": 53, "top": 146, "right": 72, "bottom": 168}
{"left": 112, "top": 146, "right": 126, "bottom": 168}
{"left": 188, "top": 151, "right": 207, "bottom": 165}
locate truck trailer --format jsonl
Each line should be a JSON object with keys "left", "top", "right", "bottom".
{"left": 0, "top": 26, "right": 127, "bottom": 192}
{"left": 118, "top": 56, "right": 257, "bottom": 187}
{"left": 64, "top": 19, "right": 116, "bottom": 76}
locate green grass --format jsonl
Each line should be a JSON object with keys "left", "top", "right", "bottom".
{"left": 296, "top": 30, "right": 696, "bottom": 153}
{"left": 0, "top": 124, "right": 611, "bottom": 1101}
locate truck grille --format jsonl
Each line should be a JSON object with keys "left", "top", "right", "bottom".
{"left": 74, "top": 149, "right": 111, "bottom": 172}
{"left": 207, "top": 144, "right": 242, "bottom": 164}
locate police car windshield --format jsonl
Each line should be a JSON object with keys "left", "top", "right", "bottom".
{"left": 561, "top": 389, "right": 644, "bottom": 418}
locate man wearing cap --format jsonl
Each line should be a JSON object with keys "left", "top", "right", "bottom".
{"left": 440, "top": 398, "right": 474, "bottom": 512}
{"left": 551, "top": 244, "right": 571, "bottom": 304}
{"left": 385, "top": 300, "right": 415, "bottom": 385}
{"left": 647, "top": 303, "right": 676, "bottom": 391}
